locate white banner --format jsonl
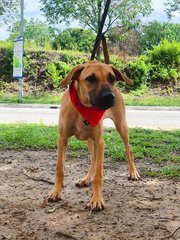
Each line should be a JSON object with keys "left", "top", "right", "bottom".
{"left": 13, "top": 36, "right": 24, "bottom": 78}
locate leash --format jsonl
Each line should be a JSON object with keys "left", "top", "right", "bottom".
{"left": 101, "top": 34, "right": 110, "bottom": 64}
{"left": 90, "top": 0, "right": 111, "bottom": 64}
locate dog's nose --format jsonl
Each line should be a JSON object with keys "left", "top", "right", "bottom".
{"left": 92, "top": 90, "right": 115, "bottom": 110}
{"left": 98, "top": 91, "right": 115, "bottom": 109}
{"left": 101, "top": 91, "right": 115, "bottom": 102}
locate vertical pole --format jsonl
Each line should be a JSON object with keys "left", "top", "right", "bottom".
{"left": 18, "top": 0, "right": 24, "bottom": 103}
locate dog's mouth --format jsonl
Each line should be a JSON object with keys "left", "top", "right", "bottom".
{"left": 90, "top": 90, "right": 115, "bottom": 110}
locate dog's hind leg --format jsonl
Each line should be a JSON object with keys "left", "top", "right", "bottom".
{"left": 47, "top": 135, "right": 68, "bottom": 201}
{"left": 76, "top": 139, "right": 95, "bottom": 187}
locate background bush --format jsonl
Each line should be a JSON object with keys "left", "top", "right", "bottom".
{"left": 147, "top": 40, "right": 180, "bottom": 84}
{"left": 52, "top": 28, "right": 96, "bottom": 53}
{"left": 122, "top": 40, "right": 180, "bottom": 90}
{"left": 123, "top": 56, "right": 150, "bottom": 90}
{"left": 0, "top": 45, "right": 89, "bottom": 91}
{"left": 0, "top": 39, "right": 179, "bottom": 92}
{"left": 45, "top": 61, "right": 72, "bottom": 89}
{"left": 139, "top": 21, "right": 180, "bottom": 52}
{"left": 0, "top": 41, "right": 13, "bottom": 82}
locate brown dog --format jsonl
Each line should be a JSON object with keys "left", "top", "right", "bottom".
{"left": 47, "top": 61, "right": 140, "bottom": 210}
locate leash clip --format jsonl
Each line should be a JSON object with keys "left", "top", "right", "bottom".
{"left": 83, "top": 120, "right": 89, "bottom": 126}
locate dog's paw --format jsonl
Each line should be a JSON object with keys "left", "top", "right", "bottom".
{"left": 47, "top": 191, "right": 61, "bottom": 202}
{"left": 75, "top": 179, "right": 91, "bottom": 188}
{"left": 86, "top": 195, "right": 105, "bottom": 211}
{"left": 128, "top": 169, "right": 140, "bottom": 181}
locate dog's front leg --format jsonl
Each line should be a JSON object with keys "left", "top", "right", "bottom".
{"left": 116, "top": 123, "right": 140, "bottom": 180}
{"left": 76, "top": 139, "right": 95, "bottom": 187}
{"left": 47, "top": 134, "right": 67, "bottom": 201}
{"left": 87, "top": 138, "right": 105, "bottom": 211}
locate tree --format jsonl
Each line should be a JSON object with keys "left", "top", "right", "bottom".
{"left": 164, "top": 0, "right": 180, "bottom": 19}
{"left": 0, "top": 0, "right": 20, "bottom": 26}
{"left": 9, "top": 18, "right": 54, "bottom": 47}
{"left": 107, "top": 27, "right": 141, "bottom": 55}
{"left": 40, "top": 0, "right": 153, "bottom": 34}
{"left": 52, "top": 28, "right": 96, "bottom": 52}
{"left": 139, "top": 21, "right": 180, "bottom": 51}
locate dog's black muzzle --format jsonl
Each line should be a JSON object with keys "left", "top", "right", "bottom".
{"left": 91, "top": 90, "right": 115, "bottom": 110}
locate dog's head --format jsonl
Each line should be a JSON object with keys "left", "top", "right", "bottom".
{"left": 60, "top": 61, "right": 132, "bottom": 110}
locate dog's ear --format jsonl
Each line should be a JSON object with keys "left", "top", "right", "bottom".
{"left": 111, "top": 66, "right": 133, "bottom": 85}
{"left": 60, "top": 64, "right": 84, "bottom": 88}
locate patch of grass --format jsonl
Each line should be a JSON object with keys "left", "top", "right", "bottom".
{"left": 0, "top": 124, "right": 179, "bottom": 177}
{"left": 0, "top": 92, "right": 17, "bottom": 103}
{"left": 0, "top": 123, "right": 86, "bottom": 150}
{"left": 142, "top": 165, "right": 180, "bottom": 178}
{"left": 0, "top": 124, "right": 58, "bottom": 149}
{"left": 123, "top": 95, "right": 180, "bottom": 106}
{"left": 0, "top": 91, "right": 180, "bottom": 106}
{"left": 0, "top": 91, "right": 63, "bottom": 104}
{"left": 104, "top": 128, "right": 180, "bottom": 163}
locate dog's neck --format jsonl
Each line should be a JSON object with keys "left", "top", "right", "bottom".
{"left": 69, "top": 81, "right": 106, "bottom": 127}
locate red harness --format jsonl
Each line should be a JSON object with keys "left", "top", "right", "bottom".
{"left": 69, "top": 81, "right": 106, "bottom": 127}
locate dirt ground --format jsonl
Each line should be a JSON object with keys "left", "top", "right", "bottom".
{"left": 0, "top": 149, "right": 180, "bottom": 240}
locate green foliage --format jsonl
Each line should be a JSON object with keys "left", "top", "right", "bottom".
{"left": 108, "top": 27, "right": 141, "bottom": 56}
{"left": 40, "top": 0, "right": 152, "bottom": 33}
{"left": 147, "top": 40, "right": 180, "bottom": 68}
{"left": 58, "top": 61, "right": 72, "bottom": 76}
{"left": 25, "top": 18, "right": 54, "bottom": 47}
{"left": 147, "top": 40, "right": 180, "bottom": 83}
{"left": 45, "top": 61, "right": 72, "bottom": 89}
{"left": 109, "top": 55, "right": 124, "bottom": 69}
{"left": 0, "top": 39, "right": 179, "bottom": 92}
{"left": 52, "top": 28, "right": 95, "bottom": 53}
{"left": 164, "top": 0, "right": 180, "bottom": 19}
{"left": 0, "top": 41, "right": 89, "bottom": 91}
{"left": 0, "top": 41, "right": 13, "bottom": 80}
{"left": 123, "top": 40, "right": 180, "bottom": 87}
{"left": 0, "top": 0, "right": 19, "bottom": 26}
{"left": 9, "top": 18, "right": 54, "bottom": 48}
{"left": 123, "top": 56, "right": 150, "bottom": 90}
{"left": 23, "top": 51, "right": 43, "bottom": 88}
{"left": 45, "top": 62, "right": 61, "bottom": 89}
{"left": 140, "top": 21, "right": 180, "bottom": 51}
{"left": 60, "top": 51, "right": 88, "bottom": 65}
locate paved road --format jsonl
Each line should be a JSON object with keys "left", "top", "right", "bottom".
{"left": 0, "top": 106, "right": 180, "bottom": 129}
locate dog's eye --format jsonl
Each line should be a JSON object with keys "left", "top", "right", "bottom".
{"left": 86, "top": 75, "right": 97, "bottom": 84}
{"left": 108, "top": 75, "right": 116, "bottom": 83}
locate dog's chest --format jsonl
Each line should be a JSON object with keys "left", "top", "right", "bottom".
{"left": 71, "top": 122, "right": 94, "bottom": 141}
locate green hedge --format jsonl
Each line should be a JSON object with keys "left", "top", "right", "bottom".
{"left": 0, "top": 42, "right": 89, "bottom": 91}
{"left": 0, "top": 39, "right": 179, "bottom": 92}
{"left": 147, "top": 40, "right": 179, "bottom": 83}
{"left": 123, "top": 40, "right": 180, "bottom": 90}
